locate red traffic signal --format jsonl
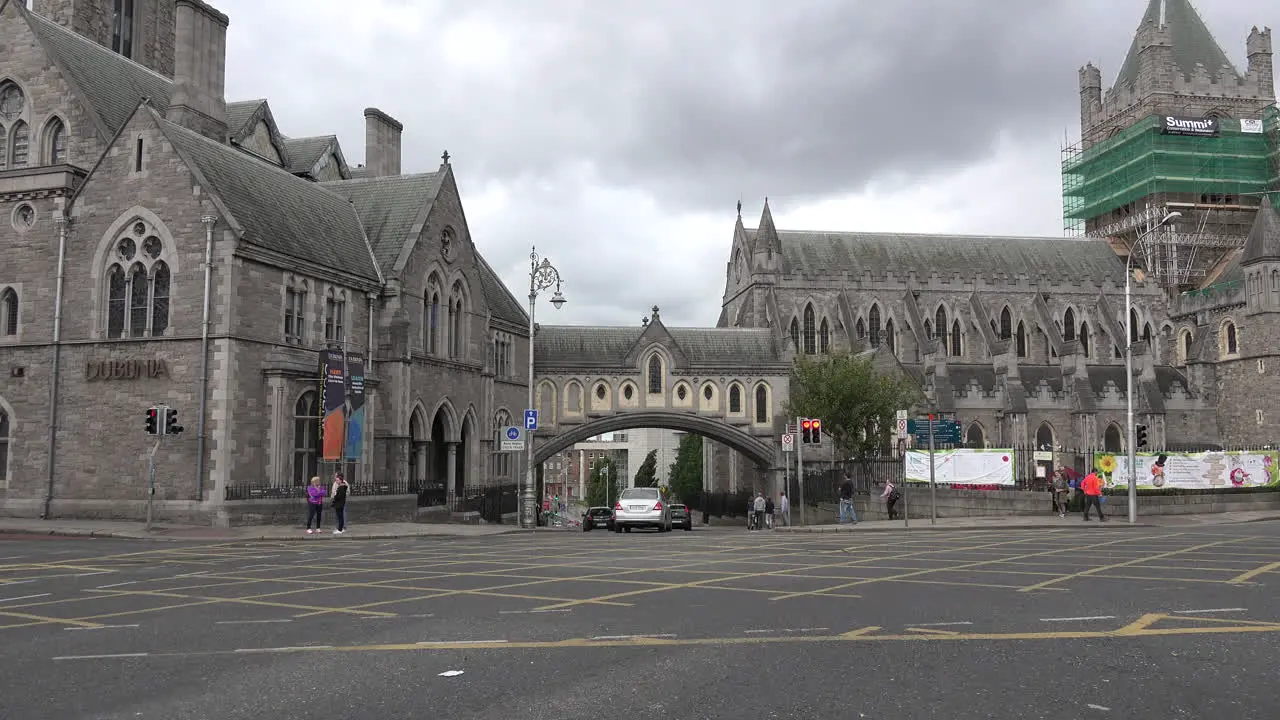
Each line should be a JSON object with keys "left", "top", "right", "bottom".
{"left": 144, "top": 407, "right": 159, "bottom": 435}
{"left": 812, "top": 419, "right": 822, "bottom": 432}
{"left": 801, "top": 419, "right": 813, "bottom": 430}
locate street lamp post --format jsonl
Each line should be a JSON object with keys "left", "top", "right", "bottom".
{"left": 525, "top": 246, "right": 566, "bottom": 529}
{"left": 1124, "top": 211, "right": 1180, "bottom": 524}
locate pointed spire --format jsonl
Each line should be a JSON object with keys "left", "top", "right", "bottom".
{"left": 1243, "top": 196, "right": 1280, "bottom": 265}
{"left": 755, "top": 197, "right": 782, "bottom": 256}
{"left": 1113, "top": 0, "right": 1240, "bottom": 90}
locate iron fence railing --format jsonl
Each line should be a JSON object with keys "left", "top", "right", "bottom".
{"left": 224, "top": 480, "right": 409, "bottom": 501}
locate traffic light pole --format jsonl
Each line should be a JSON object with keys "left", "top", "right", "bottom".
{"left": 144, "top": 435, "right": 161, "bottom": 531}
{"left": 795, "top": 415, "right": 806, "bottom": 527}
{"left": 928, "top": 414, "right": 937, "bottom": 526}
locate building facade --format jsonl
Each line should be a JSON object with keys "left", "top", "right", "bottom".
{"left": 0, "top": 0, "right": 529, "bottom": 523}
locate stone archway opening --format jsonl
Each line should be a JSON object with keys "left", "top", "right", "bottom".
{"left": 456, "top": 415, "right": 472, "bottom": 497}
{"left": 430, "top": 411, "right": 449, "bottom": 491}
{"left": 1104, "top": 424, "right": 1123, "bottom": 453}
{"left": 409, "top": 409, "right": 428, "bottom": 491}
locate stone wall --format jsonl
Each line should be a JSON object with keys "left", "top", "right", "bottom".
{"left": 214, "top": 495, "right": 417, "bottom": 527}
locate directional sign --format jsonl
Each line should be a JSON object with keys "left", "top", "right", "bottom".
{"left": 781, "top": 433, "right": 795, "bottom": 452}
{"left": 896, "top": 409, "right": 908, "bottom": 421}
{"left": 907, "top": 418, "right": 961, "bottom": 445}
{"left": 500, "top": 425, "right": 525, "bottom": 452}
{"left": 896, "top": 418, "right": 908, "bottom": 438}
{"left": 524, "top": 409, "right": 539, "bottom": 431}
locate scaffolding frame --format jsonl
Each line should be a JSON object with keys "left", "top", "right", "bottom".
{"left": 1061, "top": 109, "right": 1279, "bottom": 292}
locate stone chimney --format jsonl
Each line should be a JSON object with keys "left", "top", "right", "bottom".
{"left": 364, "top": 108, "right": 403, "bottom": 178}
{"left": 166, "top": 0, "right": 229, "bottom": 141}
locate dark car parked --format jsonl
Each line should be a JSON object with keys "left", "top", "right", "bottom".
{"left": 582, "top": 506, "right": 614, "bottom": 532}
{"left": 670, "top": 504, "right": 693, "bottom": 531}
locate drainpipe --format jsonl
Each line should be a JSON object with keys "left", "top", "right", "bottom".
{"left": 195, "top": 215, "right": 217, "bottom": 501}
{"left": 366, "top": 291, "right": 376, "bottom": 482}
{"left": 42, "top": 210, "right": 69, "bottom": 519}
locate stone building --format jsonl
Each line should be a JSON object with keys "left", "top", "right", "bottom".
{"left": 0, "top": 0, "right": 529, "bottom": 523}
{"left": 712, "top": 1, "right": 1280, "bottom": 487}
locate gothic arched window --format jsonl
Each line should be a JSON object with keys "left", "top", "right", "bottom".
{"left": 868, "top": 305, "right": 882, "bottom": 347}
{"left": 104, "top": 220, "right": 171, "bottom": 338}
{"left": 819, "top": 318, "right": 830, "bottom": 353}
{"left": 45, "top": 118, "right": 67, "bottom": 164}
{"left": 802, "top": 303, "right": 816, "bottom": 354}
{"left": 293, "top": 391, "right": 319, "bottom": 486}
{"left": 729, "top": 385, "right": 742, "bottom": 414}
{"left": 1062, "top": 308, "right": 1076, "bottom": 341}
{"left": 949, "top": 319, "right": 961, "bottom": 357}
{"left": 1079, "top": 322, "right": 1091, "bottom": 357}
{"left": 789, "top": 317, "right": 799, "bottom": 354}
{"left": 8, "top": 120, "right": 28, "bottom": 168}
{"left": 885, "top": 318, "right": 896, "bottom": 355}
{"left": 424, "top": 275, "right": 441, "bottom": 354}
{"left": 999, "top": 306, "right": 1012, "bottom": 340}
{"left": 0, "top": 288, "right": 17, "bottom": 337}
{"left": 935, "top": 306, "right": 947, "bottom": 346}
{"left": 754, "top": 384, "right": 768, "bottom": 424}
{"left": 647, "top": 354, "right": 663, "bottom": 395}
{"left": 1015, "top": 321, "right": 1027, "bottom": 358}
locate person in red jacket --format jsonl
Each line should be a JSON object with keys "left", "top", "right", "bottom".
{"left": 1080, "top": 471, "right": 1105, "bottom": 522}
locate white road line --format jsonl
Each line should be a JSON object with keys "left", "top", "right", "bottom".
{"left": 1087, "top": 704, "right": 1111, "bottom": 711}
{"left": 234, "top": 646, "right": 332, "bottom": 653}
{"left": 95, "top": 581, "right": 139, "bottom": 589}
{"left": 590, "top": 634, "right": 677, "bottom": 641}
{"left": 907, "top": 622, "right": 974, "bottom": 628}
{"left": 53, "top": 653, "right": 149, "bottom": 661}
{"left": 0, "top": 593, "right": 51, "bottom": 604}
{"left": 418, "top": 640, "right": 509, "bottom": 645}
{"left": 531, "top": 609, "right": 572, "bottom": 614}
{"left": 73, "top": 571, "right": 112, "bottom": 578}
{"left": 216, "top": 619, "right": 293, "bottom": 625}
{"left": 1173, "top": 608, "right": 1247, "bottom": 614}
{"left": 1040, "top": 616, "right": 1116, "bottom": 622}
{"left": 65, "top": 624, "right": 140, "bottom": 631}
{"left": 0, "top": 580, "right": 36, "bottom": 587}
{"left": 0, "top": 555, "right": 26, "bottom": 560}
{"left": 744, "top": 627, "right": 830, "bottom": 634}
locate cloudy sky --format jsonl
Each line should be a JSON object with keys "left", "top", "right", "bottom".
{"left": 216, "top": 0, "right": 1273, "bottom": 327}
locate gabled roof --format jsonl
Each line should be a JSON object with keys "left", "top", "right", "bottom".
{"left": 1242, "top": 197, "right": 1280, "bottom": 265}
{"left": 321, "top": 173, "right": 443, "bottom": 274}
{"left": 284, "top": 135, "right": 341, "bottom": 175}
{"left": 24, "top": 8, "right": 172, "bottom": 136}
{"left": 151, "top": 107, "right": 380, "bottom": 281}
{"left": 225, "top": 99, "right": 266, "bottom": 139}
{"left": 533, "top": 325, "right": 788, "bottom": 369}
{"left": 474, "top": 254, "right": 528, "bottom": 327}
{"left": 1113, "top": 0, "right": 1240, "bottom": 90}
{"left": 755, "top": 229, "right": 1126, "bottom": 283}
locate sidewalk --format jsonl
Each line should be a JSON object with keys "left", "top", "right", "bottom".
{"left": 0, "top": 517, "right": 526, "bottom": 542}
{"left": 773, "top": 510, "right": 1280, "bottom": 533}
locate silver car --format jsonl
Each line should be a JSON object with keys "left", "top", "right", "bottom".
{"left": 612, "top": 487, "right": 672, "bottom": 532}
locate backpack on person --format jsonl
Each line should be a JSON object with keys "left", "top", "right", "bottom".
{"left": 1051, "top": 473, "right": 1069, "bottom": 492}
{"left": 887, "top": 486, "right": 901, "bottom": 503}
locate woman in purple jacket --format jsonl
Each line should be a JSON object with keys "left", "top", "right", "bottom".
{"left": 305, "top": 476, "right": 326, "bottom": 534}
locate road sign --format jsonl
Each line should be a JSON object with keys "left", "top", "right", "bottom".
{"left": 524, "top": 409, "right": 538, "bottom": 431}
{"left": 781, "top": 433, "right": 795, "bottom": 452}
{"left": 896, "top": 409, "right": 908, "bottom": 421}
{"left": 500, "top": 426, "right": 525, "bottom": 451}
{"left": 907, "top": 418, "right": 961, "bottom": 445}
{"left": 895, "top": 418, "right": 908, "bottom": 438}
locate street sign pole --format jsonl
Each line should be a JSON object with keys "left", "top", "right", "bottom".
{"left": 928, "top": 414, "right": 937, "bottom": 525}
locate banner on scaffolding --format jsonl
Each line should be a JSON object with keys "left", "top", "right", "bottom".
{"left": 904, "top": 449, "right": 1015, "bottom": 486}
{"left": 1092, "top": 451, "right": 1280, "bottom": 490}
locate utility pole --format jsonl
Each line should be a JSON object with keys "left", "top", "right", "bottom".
{"left": 928, "top": 413, "right": 937, "bottom": 526}
{"left": 795, "top": 415, "right": 806, "bottom": 527}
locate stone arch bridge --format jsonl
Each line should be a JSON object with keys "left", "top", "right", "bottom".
{"left": 530, "top": 307, "right": 794, "bottom": 482}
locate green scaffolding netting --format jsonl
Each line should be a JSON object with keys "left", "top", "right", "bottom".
{"left": 1062, "top": 110, "right": 1280, "bottom": 232}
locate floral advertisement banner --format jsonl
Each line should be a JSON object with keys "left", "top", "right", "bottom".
{"left": 1092, "top": 451, "right": 1280, "bottom": 490}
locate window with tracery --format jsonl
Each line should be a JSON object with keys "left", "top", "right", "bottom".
{"left": 424, "top": 278, "right": 441, "bottom": 354}
{"left": 729, "top": 385, "right": 742, "bottom": 413}
{"left": 819, "top": 318, "right": 830, "bottom": 353}
{"left": 284, "top": 276, "right": 307, "bottom": 344}
{"left": 293, "top": 391, "right": 318, "bottom": 486}
{"left": 868, "top": 305, "right": 881, "bottom": 347}
{"left": 0, "top": 82, "right": 24, "bottom": 171}
{"left": 754, "top": 384, "right": 768, "bottom": 424}
{"left": 45, "top": 118, "right": 67, "bottom": 164}
{"left": 789, "top": 318, "right": 799, "bottom": 354}
{"left": 647, "top": 355, "right": 663, "bottom": 394}
{"left": 802, "top": 304, "right": 816, "bottom": 355}
{"left": 324, "top": 287, "right": 346, "bottom": 343}
{"left": 999, "top": 307, "right": 1012, "bottom": 340}
{"left": 0, "top": 288, "right": 17, "bottom": 337}
{"left": 105, "top": 221, "right": 170, "bottom": 338}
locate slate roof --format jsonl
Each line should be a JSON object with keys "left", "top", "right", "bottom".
{"left": 1113, "top": 0, "right": 1240, "bottom": 89}
{"left": 321, "top": 173, "right": 442, "bottom": 273}
{"left": 284, "top": 136, "right": 338, "bottom": 174}
{"left": 154, "top": 110, "right": 380, "bottom": 281}
{"left": 474, "top": 254, "right": 528, "bottom": 327}
{"left": 225, "top": 99, "right": 265, "bottom": 139}
{"left": 26, "top": 10, "right": 172, "bottom": 134}
{"left": 1242, "top": 197, "right": 1280, "bottom": 265}
{"left": 533, "top": 326, "right": 787, "bottom": 368}
{"left": 755, "top": 230, "right": 1126, "bottom": 282}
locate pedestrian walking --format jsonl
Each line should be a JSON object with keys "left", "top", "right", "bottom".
{"left": 839, "top": 476, "right": 858, "bottom": 524}
{"left": 304, "top": 476, "right": 326, "bottom": 534}
{"left": 331, "top": 472, "right": 349, "bottom": 535}
{"left": 765, "top": 495, "right": 775, "bottom": 530}
{"left": 882, "top": 479, "right": 900, "bottom": 520}
{"left": 1050, "top": 468, "right": 1071, "bottom": 518}
{"left": 752, "top": 492, "right": 766, "bottom": 531}
{"left": 1081, "top": 470, "right": 1105, "bottom": 522}
{"left": 777, "top": 491, "right": 790, "bottom": 527}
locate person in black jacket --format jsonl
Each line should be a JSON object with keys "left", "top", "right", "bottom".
{"left": 330, "top": 472, "right": 349, "bottom": 535}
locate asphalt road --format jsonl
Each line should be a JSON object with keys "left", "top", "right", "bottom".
{"left": 2, "top": 522, "right": 1279, "bottom": 719}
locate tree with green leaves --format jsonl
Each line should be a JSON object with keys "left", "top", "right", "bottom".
{"left": 585, "top": 456, "right": 621, "bottom": 508}
{"left": 667, "top": 433, "right": 703, "bottom": 503}
{"left": 633, "top": 449, "right": 659, "bottom": 487}
{"left": 784, "top": 352, "right": 921, "bottom": 460}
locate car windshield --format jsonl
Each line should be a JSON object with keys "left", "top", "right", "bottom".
{"left": 619, "top": 488, "right": 659, "bottom": 500}
{"left": 588, "top": 508, "right": 610, "bottom": 516}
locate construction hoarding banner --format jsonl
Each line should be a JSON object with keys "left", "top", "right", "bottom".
{"left": 904, "top": 449, "right": 1016, "bottom": 486}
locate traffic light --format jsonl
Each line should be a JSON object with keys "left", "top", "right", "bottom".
{"left": 800, "top": 418, "right": 813, "bottom": 444}
{"left": 144, "top": 407, "right": 159, "bottom": 435}
{"left": 811, "top": 419, "right": 822, "bottom": 444}
{"left": 1136, "top": 424, "right": 1148, "bottom": 448}
{"left": 164, "top": 407, "right": 184, "bottom": 435}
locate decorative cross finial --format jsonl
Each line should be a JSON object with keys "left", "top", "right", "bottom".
{"left": 642, "top": 317, "right": 650, "bottom": 327}
{"left": 441, "top": 150, "right": 451, "bottom": 164}
{"left": 651, "top": 305, "right": 660, "bottom": 317}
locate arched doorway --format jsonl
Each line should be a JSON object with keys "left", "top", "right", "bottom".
{"left": 965, "top": 422, "right": 986, "bottom": 449}
{"left": 1103, "top": 423, "right": 1123, "bottom": 453}
{"left": 455, "top": 415, "right": 472, "bottom": 497}
{"left": 409, "top": 408, "right": 428, "bottom": 490}
{"left": 1035, "top": 422, "right": 1054, "bottom": 451}
{"left": 430, "top": 410, "right": 449, "bottom": 492}
{"left": 1034, "top": 422, "right": 1056, "bottom": 488}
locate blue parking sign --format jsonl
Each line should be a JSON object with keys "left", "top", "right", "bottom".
{"left": 524, "top": 409, "right": 538, "bottom": 431}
